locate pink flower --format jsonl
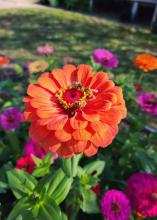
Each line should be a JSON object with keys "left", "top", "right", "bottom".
{"left": 92, "top": 49, "right": 119, "bottom": 69}
{"left": 36, "top": 44, "right": 54, "bottom": 56}
{"left": 137, "top": 93, "right": 157, "bottom": 116}
{"left": 100, "top": 190, "right": 131, "bottom": 220}
{"left": 24, "top": 139, "right": 46, "bottom": 159}
{"left": 126, "top": 172, "right": 157, "bottom": 218}
{"left": 0, "top": 108, "right": 23, "bottom": 132}
{"left": 24, "top": 139, "right": 58, "bottom": 161}
{"left": 16, "top": 156, "right": 35, "bottom": 174}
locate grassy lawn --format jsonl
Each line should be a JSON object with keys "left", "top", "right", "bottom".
{"left": 0, "top": 8, "right": 157, "bottom": 70}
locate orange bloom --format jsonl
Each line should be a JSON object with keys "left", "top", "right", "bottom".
{"left": 134, "top": 54, "right": 157, "bottom": 72}
{"left": 24, "top": 64, "right": 127, "bottom": 158}
{"left": 0, "top": 56, "right": 10, "bottom": 65}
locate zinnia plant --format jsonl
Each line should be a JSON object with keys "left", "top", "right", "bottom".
{"left": 24, "top": 64, "right": 127, "bottom": 158}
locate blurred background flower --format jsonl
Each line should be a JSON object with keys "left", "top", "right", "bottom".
{"left": 134, "top": 54, "right": 157, "bottom": 72}
{"left": 137, "top": 93, "right": 157, "bottom": 116}
{"left": 27, "top": 60, "right": 49, "bottom": 74}
{"left": 0, "top": 107, "right": 23, "bottom": 132}
{"left": 36, "top": 44, "right": 54, "bottom": 56}
{"left": 92, "top": 49, "right": 119, "bottom": 69}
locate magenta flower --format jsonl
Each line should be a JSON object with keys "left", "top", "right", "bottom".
{"left": 36, "top": 44, "right": 54, "bottom": 56}
{"left": 137, "top": 93, "right": 157, "bottom": 116}
{"left": 24, "top": 139, "right": 58, "bottom": 161}
{"left": 92, "top": 49, "right": 119, "bottom": 69}
{"left": 126, "top": 172, "right": 157, "bottom": 218}
{"left": 16, "top": 156, "right": 35, "bottom": 174}
{"left": 24, "top": 139, "right": 46, "bottom": 159}
{"left": 0, "top": 108, "right": 23, "bottom": 132}
{"left": 100, "top": 190, "right": 131, "bottom": 220}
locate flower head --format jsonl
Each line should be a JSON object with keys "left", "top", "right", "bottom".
{"left": 126, "top": 172, "right": 157, "bottom": 218}
{"left": 100, "top": 189, "right": 131, "bottom": 220}
{"left": 24, "top": 64, "right": 126, "bottom": 158}
{"left": 28, "top": 60, "right": 49, "bottom": 74}
{"left": 36, "top": 44, "right": 54, "bottom": 56}
{"left": 0, "top": 107, "right": 23, "bottom": 132}
{"left": 134, "top": 54, "right": 157, "bottom": 72}
{"left": 137, "top": 93, "right": 157, "bottom": 116}
{"left": 16, "top": 156, "right": 35, "bottom": 174}
{"left": 0, "top": 56, "right": 10, "bottom": 66}
{"left": 92, "top": 49, "right": 119, "bottom": 69}
{"left": 63, "top": 56, "right": 74, "bottom": 64}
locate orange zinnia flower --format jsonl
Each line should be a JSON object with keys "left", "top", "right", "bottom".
{"left": 24, "top": 64, "right": 127, "bottom": 158}
{"left": 134, "top": 54, "right": 157, "bottom": 72}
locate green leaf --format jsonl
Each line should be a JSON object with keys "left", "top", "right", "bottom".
{"left": 83, "top": 160, "right": 105, "bottom": 177}
{"left": 7, "top": 169, "right": 37, "bottom": 199}
{"left": 32, "top": 153, "right": 52, "bottom": 177}
{"left": 36, "top": 169, "right": 73, "bottom": 205}
{"left": 32, "top": 166, "right": 50, "bottom": 178}
{"left": 7, "top": 197, "right": 31, "bottom": 220}
{"left": 79, "top": 187, "right": 99, "bottom": 214}
{"left": 38, "top": 196, "right": 63, "bottom": 220}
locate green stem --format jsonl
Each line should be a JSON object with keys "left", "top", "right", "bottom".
{"left": 138, "top": 72, "right": 145, "bottom": 83}
{"left": 6, "top": 131, "right": 20, "bottom": 154}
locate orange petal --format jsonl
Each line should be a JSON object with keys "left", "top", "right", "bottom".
{"left": 47, "top": 114, "right": 68, "bottom": 130}
{"left": 100, "top": 106, "right": 127, "bottom": 125}
{"left": 51, "top": 68, "right": 68, "bottom": 88}
{"left": 36, "top": 106, "right": 59, "bottom": 119}
{"left": 40, "top": 132, "right": 61, "bottom": 150}
{"left": 55, "top": 129, "right": 71, "bottom": 142}
{"left": 29, "top": 123, "right": 50, "bottom": 143}
{"left": 66, "top": 139, "right": 87, "bottom": 154}
{"left": 70, "top": 113, "right": 88, "bottom": 129}
{"left": 82, "top": 111, "right": 100, "bottom": 122}
{"left": 37, "top": 72, "right": 59, "bottom": 93}
{"left": 90, "top": 124, "right": 118, "bottom": 147}
{"left": 27, "top": 84, "right": 52, "bottom": 99}
{"left": 84, "top": 96, "right": 112, "bottom": 114}
{"left": 88, "top": 72, "right": 109, "bottom": 89}
{"left": 57, "top": 145, "right": 74, "bottom": 158}
{"left": 76, "top": 64, "right": 93, "bottom": 86}
{"left": 84, "top": 142, "right": 98, "bottom": 157}
{"left": 63, "top": 65, "right": 76, "bottom": 86}
{"left": 72, "top": 129, "right": 91, "bottom": 141}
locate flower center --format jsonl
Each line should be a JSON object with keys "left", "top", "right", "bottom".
{"left": 150, "top": 192, "right": 157, "bottom": 202}
{"left": 7, "top": 115, "right": 15, "bottom": 122}
{"left": 104, "top": 57, "right": 109, "bottom": 62}
{"left": 111, "top": 201, "right": 121, "bottom": 213}
{"left": 55, "top": 82, "right": 94, "bottom": 116}
{"left": 148, "top": 98, "right": 157, "bottom": 104}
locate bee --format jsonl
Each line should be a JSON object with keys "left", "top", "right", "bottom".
{"left": 84, "top": 88, "right": 93, "bottom": 97}
{"left": 72, "top": 82, "right": 83, "bottom": 89}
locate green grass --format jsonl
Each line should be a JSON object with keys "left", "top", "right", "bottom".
{"left": 0, "top": 8, "right": 157, "bottom": 69}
